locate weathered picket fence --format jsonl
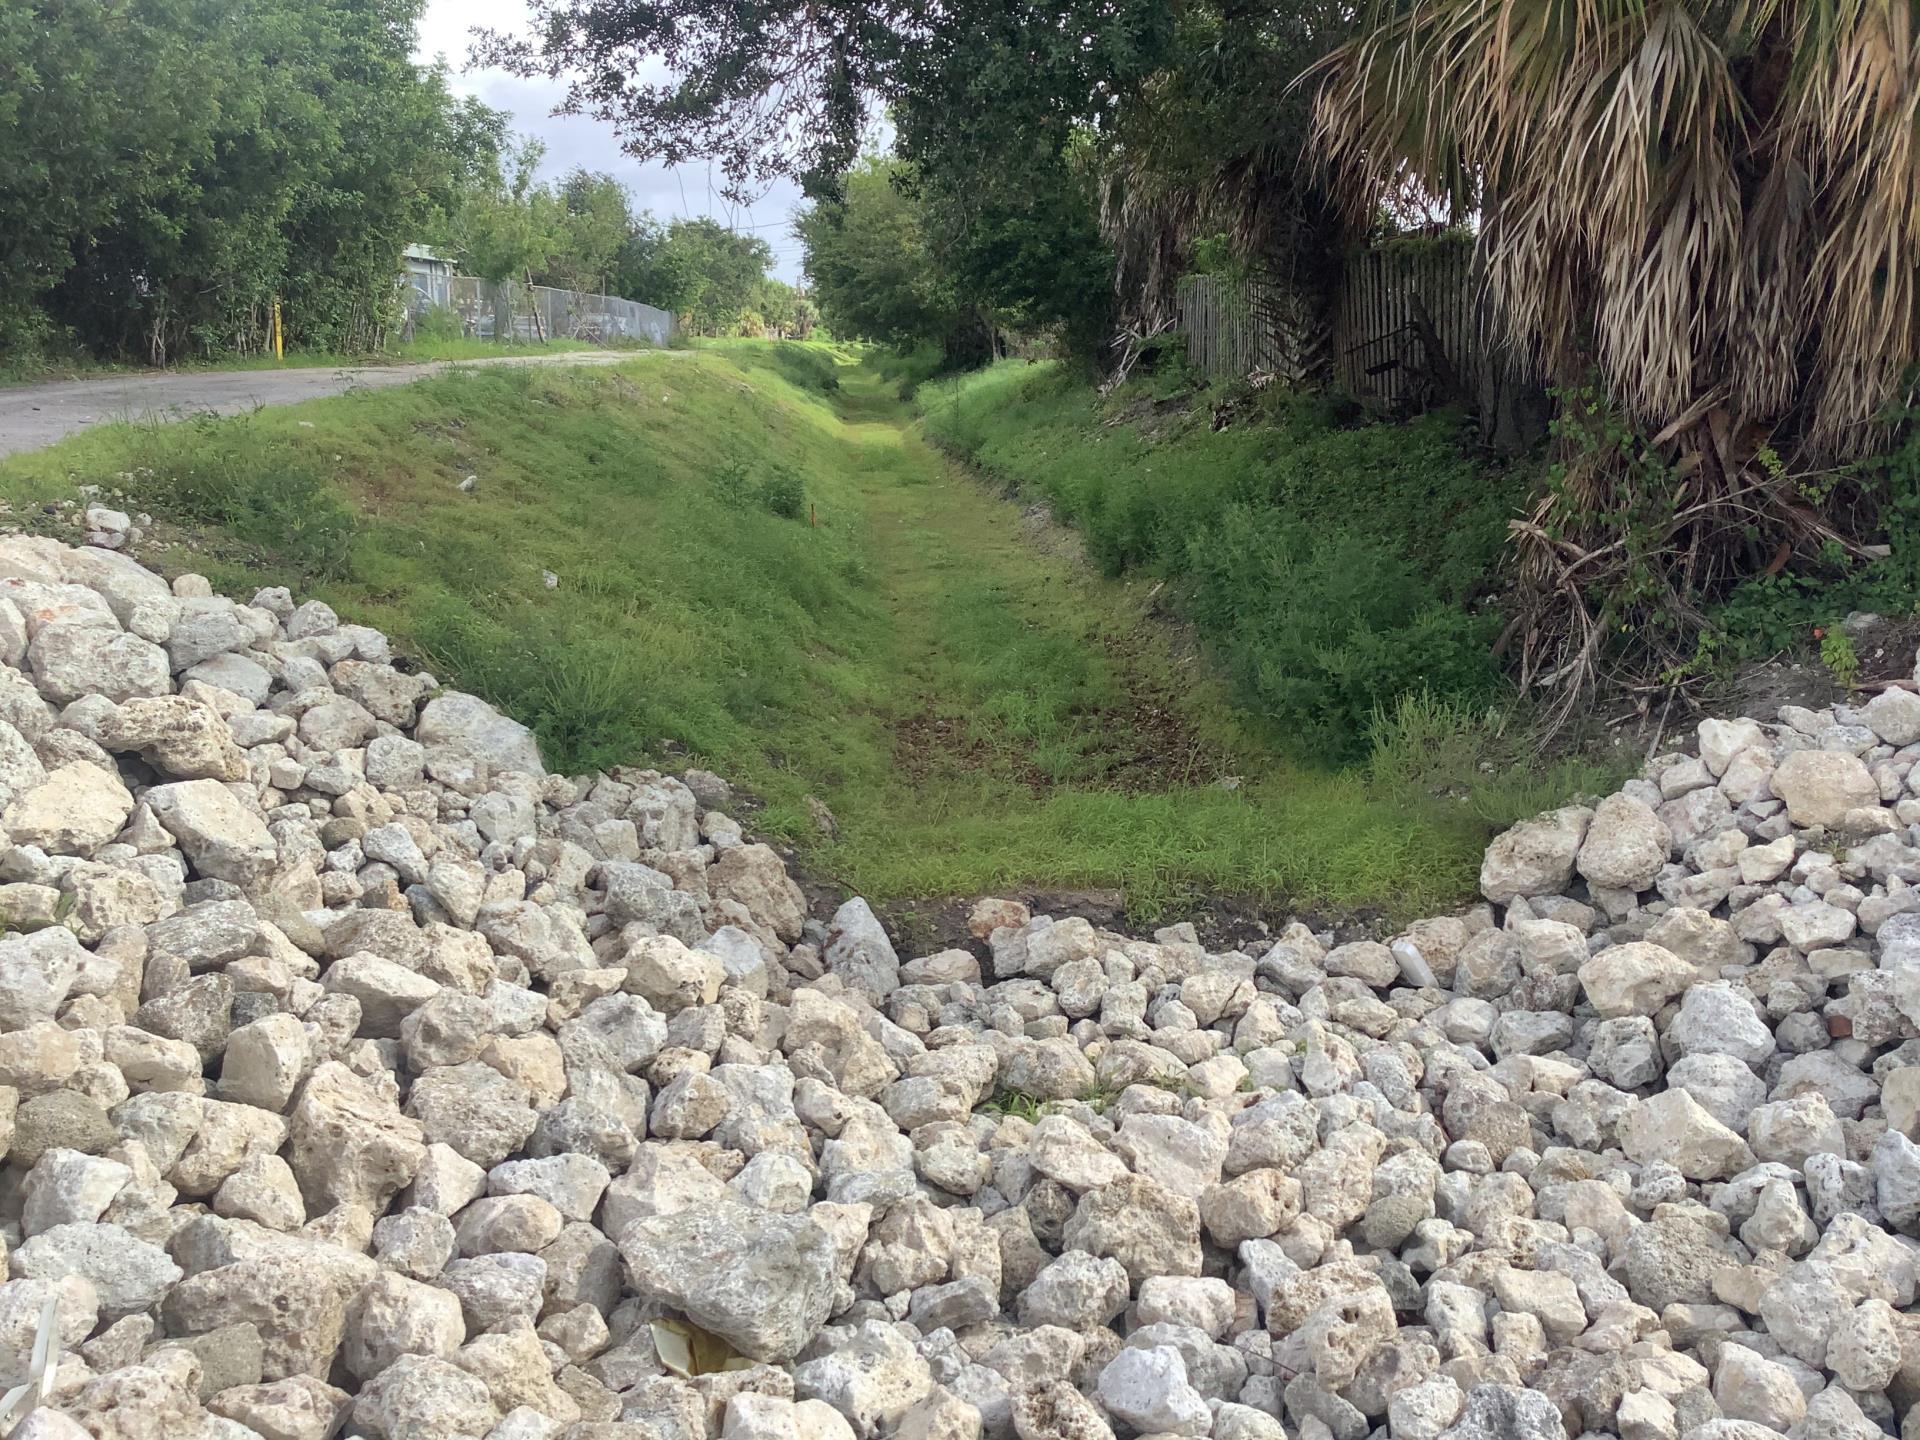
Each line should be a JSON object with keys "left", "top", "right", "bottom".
{"left": 1177, "top": 237, "right": 1481, "bottom": 413}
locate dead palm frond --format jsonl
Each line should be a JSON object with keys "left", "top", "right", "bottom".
{"left": 1307, "top": 0, "right": 1919, "bottom": 455}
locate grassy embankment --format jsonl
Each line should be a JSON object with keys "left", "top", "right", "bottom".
{"left": 0, "top": 342, "right": 1605, "bottom": 921}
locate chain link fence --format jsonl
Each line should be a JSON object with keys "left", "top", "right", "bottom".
{"left": 405, "top": 277, "right": 675, "bottom": 347}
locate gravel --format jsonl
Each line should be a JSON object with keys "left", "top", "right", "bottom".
{"left": 0, "top": 532, "right": 1913, "bottom": 1440}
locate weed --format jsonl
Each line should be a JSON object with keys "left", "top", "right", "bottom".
{"left": 708, "top": 461, "right": 754, "bottom": 508}
{"left": 1819, "top": 627, "right": 1862, "bottom": 692}
{"left": 1694, "top": 398, "right": 1920, "bottom": 672}
{"left": 126, "top": 415, "right": 357, "bottom": 580}
{"left": 1364, "top": 690, "right": 1627, "bottom": 827}
{"left": 759, "top": 467, "right": 807, "bottom": 520}
{"left": 980, "top": 1089, "right": 1047, "bottom": 1122}
{"left": 0, "top": 892, "right": 75, "bottom": 937}
{"left": 869, "top": 343, "right": 955, "bottom": 400}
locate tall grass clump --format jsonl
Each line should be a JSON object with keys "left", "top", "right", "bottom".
{"left": 128, "top": 414, "right": 357, "bottom": 580}
{"left": 1364, "top": 691, "right": 1628, "bottom": 828}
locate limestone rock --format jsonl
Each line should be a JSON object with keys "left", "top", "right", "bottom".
{"left": 1480, "top": 807, "right": 1591, "bottom": 903}
{"left": 1771, "top": 750, "right": 1877, "bottom": 827}
{"left": 619, "top": 1203, "right": 839, "bottom": 1362}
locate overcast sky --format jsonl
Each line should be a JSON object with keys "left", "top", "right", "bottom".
{"left": 414, "top": 0, "right": 809, "bottom": 283}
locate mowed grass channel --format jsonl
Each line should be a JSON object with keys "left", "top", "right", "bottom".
{"left": 0, "top": 342, "right": 1585, "bottom": 920}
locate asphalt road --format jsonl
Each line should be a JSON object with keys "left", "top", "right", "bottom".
{"left": 0, "top": 349, "right": 672, "bottom": 458}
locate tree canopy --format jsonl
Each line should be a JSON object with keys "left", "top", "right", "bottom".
{"left": 0, "top": 0, "right": 801, "bottom": 363}
{"left": 795, "top": 159, "right": 956, "bottom": 351}
{"left": 479, "top": 1, "right": 1172, "bottom": 200}
{"left": 484, "top": 0, "right": 1356, "bottom": 365}
{"left": 1, "top": 0, "right": 476, "bottom": 361}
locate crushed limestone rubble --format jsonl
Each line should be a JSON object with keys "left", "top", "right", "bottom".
{"left": 0, "top": 537, "right": 1909, "bottom": 1440}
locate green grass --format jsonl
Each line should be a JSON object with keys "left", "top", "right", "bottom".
{"left": 0, "top": 341, "right": 1612, "bottom": 923}
{"left": 921, "top": 360, "right": 1534, "bottom": 760}
{"left": 0, "top": 336, "right": 626, "bottom": 384}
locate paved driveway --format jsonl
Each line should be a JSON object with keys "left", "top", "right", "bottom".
{"left": 0, "top": 349, "right": 673, "bottom": 458}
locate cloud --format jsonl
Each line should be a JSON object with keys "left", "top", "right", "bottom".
{"left": 414, "top": 0, "right": 808, "bottom": 282}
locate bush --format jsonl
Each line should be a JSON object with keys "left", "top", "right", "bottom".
{"left": 708, "top": 460, "right": 753, "bottom": 508}
{"left": 1182, "top": 511, "right": 1503, "bottom": 757}
{"left": 759, "top": 467, "right": 807, "bottom": 520}
{"left": 410, "top": 304, "right": 464, "bottom": 343}
{"left": 1700, "top": 408, "right": 1920, "bottom": 668}
{"left": 711, "top": 459, "right": 807, "bottom": 521}
{"left": 870, "top": 343, "right": 952, "bottom": 400}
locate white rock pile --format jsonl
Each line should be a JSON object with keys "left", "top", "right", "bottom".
{"left": 0, "top": 536, "right": 1912, "bottom": 1440}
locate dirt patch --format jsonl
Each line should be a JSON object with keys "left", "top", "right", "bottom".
{"left": 868, "top": 885, "right": 1393, "bottom": 969}
{"left": 891, "top": 706, "right": 1056, "bottom": 793}
{"left": 1101, "top": 387, "right": 1199, "bottom": 444}
{"left": 1698, "top": 614, "right": 1920, "bottom": 727}
{"left": 1720, "top": 658, "right": 1842, "bottom": 722}
{"left": 1088, "top": 631, "right": 1239, "bottom": 791}
{"left": 889, "top": 672, "right": 1235, "bottom": 798}
{"left": 1014, "top": 502, "right": 1092, "bottom": 569}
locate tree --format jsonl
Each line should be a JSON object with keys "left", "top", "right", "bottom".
{"left": 0, "top": 0, "right": 228, "bottom": 354}
{"left": 790, "top": 291, "right": 819, "bottom": 339}
{"left": 1099, "top": 2, "right": 1353, "bottom": 383}
{"left": 610, "top": 215, "right": 683, "bottom": 310}
{"left": 752, "top": 277, "right": 799, "bottom": 337}
{"left": 273, "top": 0, "right": 480, "bottom": 351}
{"left": 480, "top": 0, "right": 1188, "bottom": 361}
{"left": 454, "top": 137, "right": 562, "bottom": 284}
{"left": 654, "top": 219, "right": 775, "bottom": 335}
{"left": 482, "top": 1, "right": 1172, "bottom": 195}
{"left": 796, "top": 159, "right": 959, "bottom": 349}
{"left": 1, "top": 0, "right": 496, "bottom": 361}
{"left": 543, "top": 169, "right": 634, "bottom": 294}
{"left": 918, "top": 140, "right": 1114, "bottom": 364}
{"left": 1311, "top": 0, "right": 1917, "bottom": 459}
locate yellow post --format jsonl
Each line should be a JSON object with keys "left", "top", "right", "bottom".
{"left": 272, "top": 300, "right": 283, "bottom": 360}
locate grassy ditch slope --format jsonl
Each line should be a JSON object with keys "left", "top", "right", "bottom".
{"left": 921, "top": 359, "right": 1533, "bottom": 761}
{"left": 0, "top": 342, "right": 1600, "bottom": 922}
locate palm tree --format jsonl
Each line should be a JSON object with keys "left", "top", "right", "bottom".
{"left": 1309, "top": 0, "right": 1917, "bottom": 452}
{"left": 1307, "top": 0, "right": 1918, "bottom": 712}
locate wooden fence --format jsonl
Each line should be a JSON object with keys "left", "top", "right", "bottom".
{"left": 1175, "top": 240, "right": 1482, "bottom": 414}
{"left": 1176, "top": 276, "right": 1290, "bottom": 381}
{"left": 1331, "top": 241, "right": 1478, "bottom": 409}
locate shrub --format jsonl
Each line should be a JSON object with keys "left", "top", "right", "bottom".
{"left": 410, "top": 304, "right": 464, "bottom": 343}
{"left": 759, "top": 467, "right": 807, "bottom": 520}
{"left": 711, "top": 460, "right": 806, "bottom": 520}
{"left": 871, "top": 343, "right": 952, "bottom": 400}
{"left": 708, "top": 460, "right": 753, "bottom": 508}
{"left": 1182, "top": 510, "right": 1504, "bottom": 758}
{"left": 1699, "top": 406, "right": 1920, "bottom": 671}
